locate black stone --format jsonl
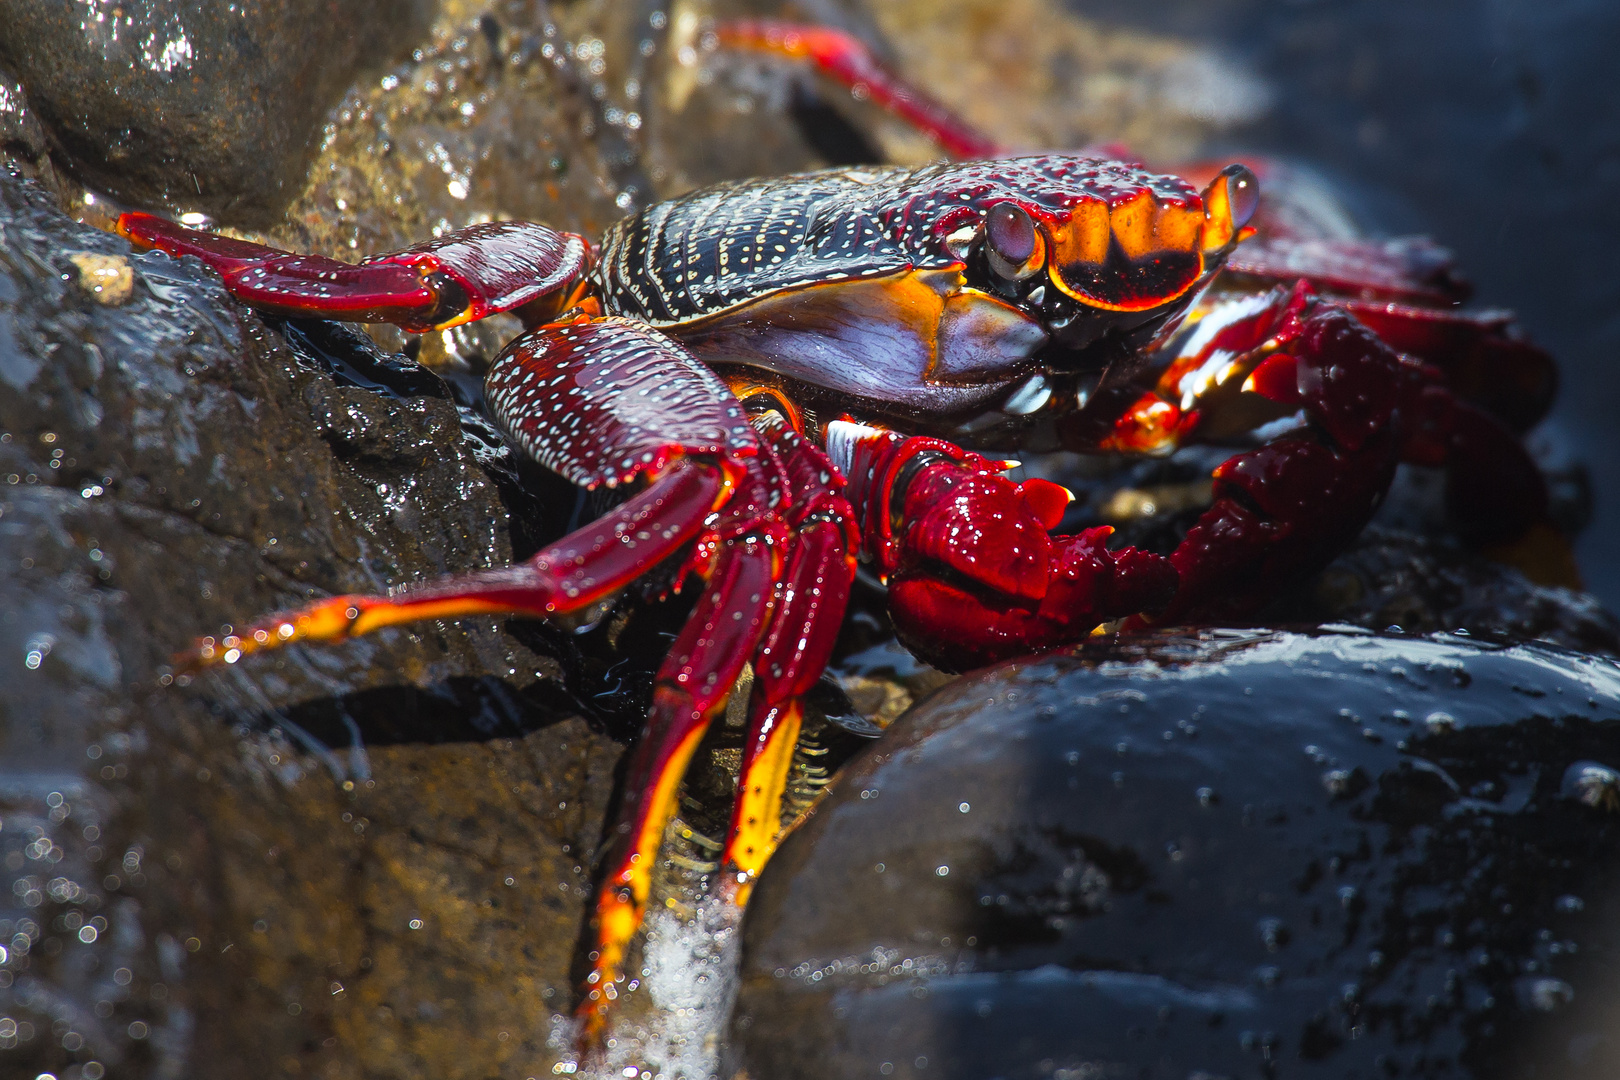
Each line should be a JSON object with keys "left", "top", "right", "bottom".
{"left": 732, "top": 628, "right": 1620, "bottom": 1079}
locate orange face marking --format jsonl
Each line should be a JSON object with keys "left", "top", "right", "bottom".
{"left": 1154, "top": 201, "right": 1206, "bottom": 256}
{"left": 1108, "top": 189, "right": 1158, "bottom": 260}
{"left": 1046, "top": 190, "right": 1207, "bottom": 314}
{"left": 1056, "top": 198, "right": 1112, "bottom": 267}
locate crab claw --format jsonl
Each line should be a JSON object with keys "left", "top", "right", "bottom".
{"left": 894, "top": 461, "right": 1059, "bottom": 602}
{"left": 888, "top": 456, "right": 1178, "bottom": 672}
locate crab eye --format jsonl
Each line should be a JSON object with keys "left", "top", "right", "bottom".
{"left": 985, "top": 203, "right": 1043, "bottom": 280}
{"left": 1223, "top": 164, "right": 1259, "bottom": 230}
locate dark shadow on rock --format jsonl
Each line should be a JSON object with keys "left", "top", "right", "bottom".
{"left": 261, "top": 675, "right": 588, "bottom": 751}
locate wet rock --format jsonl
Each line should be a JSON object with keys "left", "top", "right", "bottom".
{"left": 0, "top": 163, "right": 625, "bottom": 1078}
{"left": 862, "top": 0, "right": 1271, "bottom": 164}
{"left": 0, "top": 0, "right": 433, "bottom": 225}
{"left": 731, "top": 629, "right": 1620, "bottom": 1079}
{"left": 1297, "top": 526, "right": 1620, "bottom": 657}
{"left": 268, "top": 0, "right": 857, "bottom": 267}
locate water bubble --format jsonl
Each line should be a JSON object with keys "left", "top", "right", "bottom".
{"left": 1561, "top": 761, "right": 1620, "bottom": 810}
{"left": 1425, "top": 711, "right": 1457, "bottom": 732}
{"left": 1258, "top": 917, "right": 1289, "bottom": 951}
{"left": 1516, "top": 976, "right": 1574, "bottom": 1011}
{"left": 1322, "top": 767, "right": 1368, "bottom": 799}
{"left": 23, "top": 633, "right": 54, "bottom": 670}
{"left": 1554, "top": 894, "right": 1585, "bottom": 913}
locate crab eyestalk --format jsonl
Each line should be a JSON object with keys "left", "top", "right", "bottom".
{"left": 1199, "top": 163, "right": 1261, "bottom": 255}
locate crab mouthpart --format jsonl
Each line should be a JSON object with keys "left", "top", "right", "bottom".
{"left": 1046, "top": 189, "right": 1207, "bottom": 313}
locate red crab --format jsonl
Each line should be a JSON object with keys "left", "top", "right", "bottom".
{"left": 116, "top": 20, "right": 1553, "bottom": 1037}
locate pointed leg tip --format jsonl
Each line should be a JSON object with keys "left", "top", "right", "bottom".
{"left": 174, "top": 595, "right": 368, "bottom": 674}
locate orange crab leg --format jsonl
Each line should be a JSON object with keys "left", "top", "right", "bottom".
{"left": 715, "top": 19, "right": 1004, "bottom": 159}
{"left": 187, "top": 459, "right": 725, "bottom": 667}
{"left": 583, "top": 531, "right": 782, "bottom": 1035}
{"left": 725, "top": 516, "right": 855, "bottom": 893}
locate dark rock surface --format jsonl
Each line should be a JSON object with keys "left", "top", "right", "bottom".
{"left": 732, "top": 629, "right": 1620, "bottom": 1079}
{"left": 0, "top": 0, "right": 433, "bottom": 225}
{"left": 0, "top": 163, "right": 624, "bottom": 1078}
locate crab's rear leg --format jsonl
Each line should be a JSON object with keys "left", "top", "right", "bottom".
{"left": 116, "top": 213, "right": 592, "bottom": 332}
{"left": 715, "top": 19, "right": 1004, "bottom": 158}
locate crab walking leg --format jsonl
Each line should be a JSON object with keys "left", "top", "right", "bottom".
{"left": 714, "top": 20, "right": 1004, "bottom": 158}
{"left": 725, "top": 519, "right": 854, "bottom": 888}
{"left": 188, "top": 459, "right": 728, "bottom": 666}
{"left": 117, "top": 212, "right": 592, "bottom": 332}
{"left": 584, "top": 534, "right": 782, "bottom": 1032}
{"left": 1143, "top": 282, "right": 1547, "bottom": 622}
{"left": 724, "top": 419, "right": 858, "bottom": 889}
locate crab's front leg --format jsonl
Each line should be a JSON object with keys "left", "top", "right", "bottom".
{"left": 117, "top": 212, "right": 594, "bottom": 330}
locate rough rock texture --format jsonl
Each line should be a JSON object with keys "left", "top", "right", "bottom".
{"left": 0, "top": 164, "right": 624, "bottom": 1079}
{"left": 733, "top": 629, "right": 1620, "bottom": 1079}
{"left": 0, "top": 0, "right": 434, "bottom": 226}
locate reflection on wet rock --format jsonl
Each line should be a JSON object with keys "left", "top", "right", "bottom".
{"left": 0, "top": 0, "right": 433, "bottom": 226}
{"left": 0, "top": 163, "right": 625, "bottom": 1077}
{"left": 732, "top": 629, "right": 1620, "bottom": 1079}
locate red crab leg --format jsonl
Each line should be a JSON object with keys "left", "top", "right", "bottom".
{"left": 188, "top": 458, "right": 726, "bottom": 667}
{"left": 1335, "top": 298, "right": 1556, "bottom": 433}
{"left": 715, "top": 19, "right": 1004, "bottom": 158}
{"left": 585, "top": 532, "right": 782, "bottom": 1033}
{"left": 1148, "top": 283, "right": 1547, "bottom": 622}
{"left": 724, "top": 418, "right": 857, "bottom": 890}
{"left": 117, "top": 213, "right": 592, "bottom": 332}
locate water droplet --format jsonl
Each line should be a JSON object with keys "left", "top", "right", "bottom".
{"left": 1516, "top": 976, "right": 1574, "bottom": 1012}
{"left": 1425, "top": 711, "right": 1457, "bottom": 732}
{"left": 1561, "top": 761, "right": 1620, "bottom": 810}
{"left": 1258, "top": 917, "right": 1289, "bottom": 951}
